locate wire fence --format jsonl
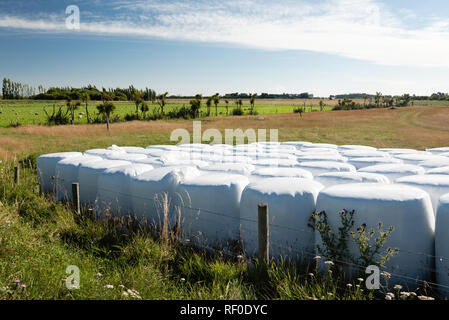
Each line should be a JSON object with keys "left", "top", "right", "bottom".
{"left": 31, "top": 169, "right": 449, "bottom": 294}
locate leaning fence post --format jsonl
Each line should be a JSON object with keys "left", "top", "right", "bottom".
{"left": 72, "top": 183, "right": 80, "bottom": 214}
{"left": 14, "top": 166, "right": 19, "bottom": 184}
{"left": 258, "top": 203, "right": 269, "bottom": 266}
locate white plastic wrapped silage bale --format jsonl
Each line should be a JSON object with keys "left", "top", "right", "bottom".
{"left": 55, "top": 155, "right": 102, "bottom": 201}
{"left": 240, "top": 178, "right": 323, "bottom": 259}
{"left": 359, "top": 164, "right": 425, "bottom": 182}
{"left": 178, "top": 173, "right": 250, "bottom": 249}
{"left": 130, "top": 166, "right": 202, "bottom": 227}
{"left": 78, "top": 160, "right": 131, "bottom": 206}
{"left": 297, "top": 161, "right": 356, "bottom": 177}
{"left": 315, "top": 172, "right": 390, "bottom": 187}
{"left": 435, "top": 194, "right": 449, "bottom": 299}
{"left": 96, "top": 163, "right": 154, "bottom": 217}
{"left": 396, "top": 175, "right": 449, "bottom": 214}
{"left": 37, "top": 152, "right": 83, "bottom": 194}
{"left": 316, "top": 183, "right": 435, "bottom": 289}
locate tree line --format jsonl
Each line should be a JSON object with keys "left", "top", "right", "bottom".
{"left": 333, "top": 93, "right": 412, "bottom": 110}
{"left": 2, "top": 78, "right": 36, "bottom": 99}
{"left": 2, "top": 78, "right": 449, "bottom": 103}
{"left": 33, "top": 85, "right": 157, "bottom": 102}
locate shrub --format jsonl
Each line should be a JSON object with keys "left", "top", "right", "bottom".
{"left": 43, "top": 105, "right": 70, "bottom": 126}
{"left": 7, "top": 120, "right": 21, "bottom": 128}
{"left": 124, "top": 113, "right": 139, "bottom": 121}
{"left": 232, "top": 106, "right": 244, "bottom": 116}
{"left": 293, "top": 107, "right": 304, "bottom": 114}
{"left": 147, "top": 108, "right": 163, "bottom": 120}
{"left": 166, "top": 106, "right": 192, "bottom": 120}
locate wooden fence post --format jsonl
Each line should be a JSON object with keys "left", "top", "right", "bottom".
{"left": 162, "top": 193, "right": 169, "bottom": 244}
{"left": 14, "top": 166, "right": 19, "bottom": 184}
{"left": 72, "top": 183, "right": 80, "bottom": 214}
{"left": 258, "top": 203, "right": 269, "bottom": 265}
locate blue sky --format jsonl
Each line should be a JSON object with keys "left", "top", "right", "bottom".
{"left": 0, "top": 0, "right": 449, "bottom": 96}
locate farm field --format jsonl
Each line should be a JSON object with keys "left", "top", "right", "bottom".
{"left": 1, "top": 104, "right": 449, "bottom": 160}
{"left": 2, "top": 98, "right": 447, "bottom": 128}
{"left": 0, "top": 99, "right": 336, "bottom": 127}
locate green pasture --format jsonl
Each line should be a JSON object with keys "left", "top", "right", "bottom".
{"left": 0, "top": 100, "right": 331, "bottom": 127}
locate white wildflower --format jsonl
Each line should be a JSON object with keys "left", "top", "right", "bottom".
{"left": 418, "top": 295, "right": 435, "bottom": 301}
{"left": 127, "top": 289, "right": 142, "bottom": 299}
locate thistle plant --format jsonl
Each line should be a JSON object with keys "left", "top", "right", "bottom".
{"left": 351, "top": 222, "right": 399, "bottom": 268}
{"left": 310, "top": 209, "right": 398, "bottom": 276}
{"left": 311, "top": 209, "right": 355, "bottom": 266}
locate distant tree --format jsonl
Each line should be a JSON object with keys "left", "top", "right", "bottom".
{"left": 206, "top": 97, "right": 213, "bottom": 117}
{"left": 402, "top": 94, "right": 412, "bottom": 106}
{"left": 80, "top": 92, "right": 91, "bottom": 123}
{"left": 386, "top": 97, "right": 394, "bottom": 108}
{"left": 131, "top": 90, "right": 143, "bottom": 120}
{"left": 212, "top": 93, "right": 220, "bottom": 116}
{"left": 190, "top": 94, "right": 202, "bottom": 118}
{"left": 101, "top": 89, "right": 112, "bottom": 103}
{"left": 140, "top": 102, "right": 150, "bottom": 119}
{"left": 319, "top": 100, "right": 326, "bottom": 111}
{"left": 38, "top": 85, "right": 45, "bottom": 94}
{"left": 97, "top": 102, "right": 116, "bottom": 131}
{"left": 375, "top": 92, "right": 383, "bottom": 108}
{"left": 363, "top": 94, "right": 368, "bottom": 107}
{"left": 2, "top": 78, "right": 7, "bottom": 99}
{"left": 249, "top": 93, "right": 257, "bottom": 114}
{"left": 394, "top": 94, "right": 412, "bottom": 107}
{"left": 157, "top": 92, "right": 169, "bottom": 115}
{"left": 224, "top": 100, "right": 229, "bottom": 116}
{"left": 66, "top": 98, "right": 81, "bottom": 125}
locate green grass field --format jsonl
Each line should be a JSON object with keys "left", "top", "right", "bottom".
{"left": 1, "top": 98, "right": 446, "bottom": 128}
{"left": 0, "top": 99, "right": 330, "bottom": 127}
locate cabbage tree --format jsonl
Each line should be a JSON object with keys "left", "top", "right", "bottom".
{"left": 66, "top": 98, "right": 80, "bottom": 125}
{"left": 80, "top": 92, "right": 91, "bottom": 123}
{"left": 97, "top": 102, "right": 116, "bottom": 131}
{"left": 212, "top": 93, "right": 220, "bottom": 116}
{"left": 157, "top": 92, "right": 169, "bottom": 115}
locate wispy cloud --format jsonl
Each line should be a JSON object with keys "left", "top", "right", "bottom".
{"left": 1, "top": 0, "right": 449, "bottom": 68}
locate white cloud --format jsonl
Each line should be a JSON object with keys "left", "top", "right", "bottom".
{"left": 1, "top": 0, "right": 449, "bottom": 68}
